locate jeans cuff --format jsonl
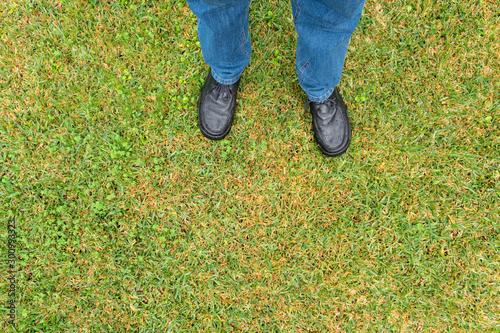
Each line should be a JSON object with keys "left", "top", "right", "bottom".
{"left": 211, "top": 68, "right": 241, "bottom": 85}
{"left": 306, "top": 87, "right": 335, "bottom": 102}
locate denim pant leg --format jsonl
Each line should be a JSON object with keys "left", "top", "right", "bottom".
{"left": 187, "top": 0, "right": 252, "bottom": 85}
{"left": 291, "top": 0, "right": 365, "bottom": 102}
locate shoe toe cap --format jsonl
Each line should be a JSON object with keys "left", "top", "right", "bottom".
{"left": 314, "top": 115, "right": 351, "bottom": 156}
{"left": 198, "top": 102, "right": 234, "bottom": 139}
{"left": 317, "top": 131, "right": 350, "bottom": 156}
{"left": 323, "top": 132, "right": 347, "bottom": 151}
{"left": 203, "top": 116, "right": 229, "bottom": 135}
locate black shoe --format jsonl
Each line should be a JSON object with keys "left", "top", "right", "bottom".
{"left": 305, "top": 87, "right": 351, "bottom": 156}
{"left": 198, "top": 71, "right": 240, "bottom": 140}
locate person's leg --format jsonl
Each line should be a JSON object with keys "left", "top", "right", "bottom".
{"left": 187, "top": 0, "right": 252, "bottom": 84}
{"left": 187, "top": 0, "right": 251, "bottom": 140}
{"left": 292, "top": 0, "right": 366, "bottom": 156}
{"left": 291, "top": 0, "right": 365, "bottom": 101}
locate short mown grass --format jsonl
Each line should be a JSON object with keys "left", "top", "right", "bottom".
{"left": 1, "top": 0, "right": 499, "bottom": 331}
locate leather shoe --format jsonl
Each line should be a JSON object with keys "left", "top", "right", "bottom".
{"left": 198, "top": 71, "right": 240, "bottom": 140}
{"left": 305, "top": 87, "right": 351, "bottom": 156}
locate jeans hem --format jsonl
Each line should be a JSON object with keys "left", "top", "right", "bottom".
{"left": 306, "top": 87, "right": 335, "bottom": 102}
{"left": 211, "top": 68, "right": 241, "bottom": 85}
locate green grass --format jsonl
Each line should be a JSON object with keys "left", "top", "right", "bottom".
{"left": 1, "top": 0, "right": 499, "bottom": 331}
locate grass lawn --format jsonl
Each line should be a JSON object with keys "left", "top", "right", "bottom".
{"left": 1, "top": 0, "right": 499, "bottom": 331}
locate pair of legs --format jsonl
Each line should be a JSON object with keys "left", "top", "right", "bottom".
{"left": 187, "top": 0, "right": 366, "bottom": 156}
{"left": 187, "top": 0, "right": 365, "bottom": 102}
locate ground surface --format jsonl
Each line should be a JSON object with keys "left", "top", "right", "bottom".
{"left": 1, "top": 0, "right": 499, "bottom": 331}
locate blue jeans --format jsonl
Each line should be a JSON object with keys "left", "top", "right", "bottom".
{"left": 187, "top": 0, "right": 365, "bottom": 102}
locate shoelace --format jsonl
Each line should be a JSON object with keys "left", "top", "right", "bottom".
{"left": 304, "top": 94, "right": 338, "bottom": 118}
{"left": 210, "top": 81, "right": 232, "bottom": 101}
